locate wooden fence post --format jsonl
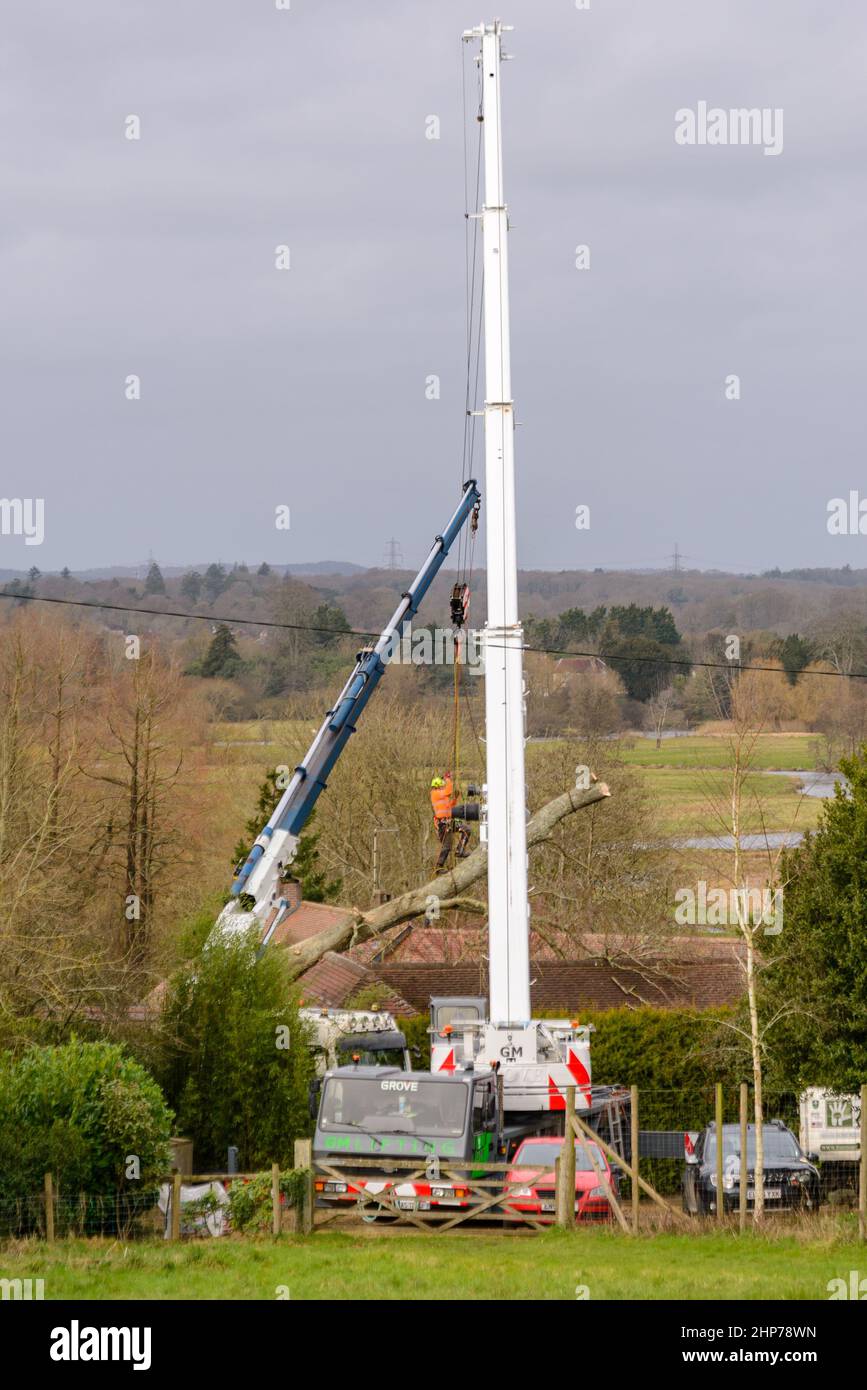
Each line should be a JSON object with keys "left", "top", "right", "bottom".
{"left": 557, "top": 1088, "right": 576, "bottom": 1228}
{"left": 630, "top": 1085, "right": 639, "bottom": 1232}
{"left": 739, "top": 1083, "right": 748, "bottom": 1234}
{"left": 859, "top": 1083, "right": 866, "bottom": 1242}
{"left": 170, "top": 1171, "right": 181, "bottom": 1241}
{"left": 271, "top": 1163, "right": 282, "bottom": 1237}
{"left": 294, "top": 1139, "right": 313, "bottom": 1235}
{"left": 44, "top": 1172, "right": 54, "bottom": 1243}
{"left": 715, "top": 1083, "right": 725, "bottom": 1223}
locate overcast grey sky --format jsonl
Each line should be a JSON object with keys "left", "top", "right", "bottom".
{"left": 3, "top": 0, "right": 867, "bottom": 573}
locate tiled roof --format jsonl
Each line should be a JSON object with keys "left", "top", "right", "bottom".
{"left": 271, "top": 900, "right": 356, "bottom": 947}
{"left": 350, "top": 923, "right": 748, "bottom": 967}
{"left": 297, "top": 951, "right": 416, "bottom": 1016}
{"left": 554, "top": 656, "right": 608, "bottom": 674}
{"left": 372, "top": 957, "right": 745, "bottom": 1014}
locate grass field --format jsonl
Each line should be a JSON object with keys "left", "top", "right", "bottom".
{"left": 615, "top": 733, "right": 827, "bottom": 838}
{"left": 617, "top": 733, "right": 820, "bottom": 771}
{"left": 210, "top": 724, "right": 830, "bottom": 841}
{"left": 2, "top": 1224, "right": 858, "bottom": 1301}
{"left": 633, "top": 767, "right": 823, "bottom": 837}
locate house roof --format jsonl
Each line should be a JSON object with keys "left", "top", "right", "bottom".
{"left": 554, "top": 655, "right": 608, "bottom": 675}
{"left": 351, "top": 923, "right": 747, "bottom": 967}
{"left": 371, "top": 956, "right": 744, "bottom": 1014}
{"left": 271, "top": 899, "right": 356, "bottom": 948}
{"left": 297, "top": 951, "right": 416, "bottom": 1016}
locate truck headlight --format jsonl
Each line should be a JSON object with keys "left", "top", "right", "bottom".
{"left": 587, "top": 1186, "right": 607, "bottom": 1198}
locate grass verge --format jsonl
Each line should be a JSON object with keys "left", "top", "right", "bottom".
{"left": 2, "top": 1220, "right": 859, "bottom": 1301}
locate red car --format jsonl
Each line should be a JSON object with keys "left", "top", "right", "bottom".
{"left": 505, "top": 1136, "right": 615, "bottom": 1221}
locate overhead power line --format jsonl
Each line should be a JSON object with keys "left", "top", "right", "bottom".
{"left": 0, "top": 587, "right": 862, "bottom": 684}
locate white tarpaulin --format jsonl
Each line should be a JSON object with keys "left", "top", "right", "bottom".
{"left": 158, "top": 1181, "right": 229, "bottom": 1238}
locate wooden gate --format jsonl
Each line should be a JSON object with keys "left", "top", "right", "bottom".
{"left": 313, "top": 1155, "right": 556, "bottom": 1231}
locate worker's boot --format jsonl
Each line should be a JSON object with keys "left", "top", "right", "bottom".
{"left": 455, "top": 829, "right": 471, "bottom": 859}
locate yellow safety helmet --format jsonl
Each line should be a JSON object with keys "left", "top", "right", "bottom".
{"left": 430, "top": 776, "right": 445, "bottom": 789}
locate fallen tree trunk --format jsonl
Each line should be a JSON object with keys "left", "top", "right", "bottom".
{"left": 285, "top": 780, "right": 610, "bottom": 983}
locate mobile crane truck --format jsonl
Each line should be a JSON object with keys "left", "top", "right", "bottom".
{"left": 225, "top": 22, "right": 626, "bottom": 1220}
{"left": 311, "top": 21, "right": 631, "bottom": 1220}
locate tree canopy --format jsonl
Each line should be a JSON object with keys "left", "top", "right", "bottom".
{"left": 200, "top": 624, "right": 242, "bottom": 678}
{"left": 761, "top": 746, "right": 867, "bottom": 1092}
{"left": 157, "top": 932, "right": 313, "bottom": 1169}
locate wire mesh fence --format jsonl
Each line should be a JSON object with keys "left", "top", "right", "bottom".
{"left": 619, "top": 1087, "right": 862, "bottom": 1212}
{"left": 2, "top": 1085, "right": 862, "bottom": 1239}
{"left": 0, "top": 1190, "right": 162, "bottom": 1241}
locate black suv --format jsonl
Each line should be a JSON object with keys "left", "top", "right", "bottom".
{"left": 682, "top": 1120, "right": 820, "bottom": 1215}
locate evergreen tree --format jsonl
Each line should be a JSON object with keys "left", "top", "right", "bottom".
{"left": 233, "top": 770, "right": 341, "bottom": 903}
{"left": 158, "top": 933, "right": 313, "bottom": 1169}
{"left": 760, "top": 747, "right": 867, "bottom": 1091}
{"left": 777, "top": 633, "right": 815, "bottom": 686}
{"left": 60, "top": 567, "right": 71, "bottom": 580}
{"left": 204, "top": 563, "right": 227, "bottom": 602}
{"left": 311, "top": 602, "right": 351, "bottom": 647}
{"left": 200, "top": 623, "right": 242, "bottom": 678}
{"left": 180, "top": 570, "right": 203, "bottom": 603}
{"left": 602, "top": 634, "right": 676, "bottom": 702}
{"left": 144, "top": 562, "right": 166, "bottom": 595}
{"left": 290, "top": 818, "right": 342, "bottom": 902}
{"left": 257, "top": 562, "right": 272, "bottom": 577}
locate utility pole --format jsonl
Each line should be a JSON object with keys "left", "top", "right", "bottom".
{"left": 464, "top": 19, "right": 530, "bottom": 1025}
{"left": 671, "top": 543, "right": 681, "bottom": 575}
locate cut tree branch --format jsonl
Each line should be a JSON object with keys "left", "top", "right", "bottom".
{"left": 284, "top": 780, "right": 611, "bottom": 982}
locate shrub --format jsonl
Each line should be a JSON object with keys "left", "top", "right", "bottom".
{"left": 157, "top": 929, "right": 314, "bottom": 1171}
{"left": 0, "top": 1040, "right": 173, "bottom": 1206}
{"left": 227, "top": 1169, "right": 308, "bottom": 1233}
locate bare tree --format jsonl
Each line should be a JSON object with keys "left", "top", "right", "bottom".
{"left": 646, "top": 682, "right": 675, "bottom": 750}
{"left": 85, "top": 651, "right": 191, "bottom": 972}
{"left": 698, "top": 668, "right": 805, "bottom": 1223}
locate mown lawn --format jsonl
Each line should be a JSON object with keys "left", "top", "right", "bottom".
{"left": 2, "top": 1224, "right": 859, "bottom": 1301}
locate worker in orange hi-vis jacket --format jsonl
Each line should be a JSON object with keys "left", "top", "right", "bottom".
{"left": 430, "top": 773, "right": 471, "bottom": 871}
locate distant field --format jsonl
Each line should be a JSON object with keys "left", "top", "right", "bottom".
{"left": 212, "top": 719, "right": 317, "bottom": 749}
{"left": 3, "top": 1224, "right": 857, "bottom": 1300}
{"left": 219, "top": 726, "right": 824, "bottom": 770}
{"left": 210, "top": 725, "right": 831, "bottom": 839}
{"left": 618, "top": 732, "right": 820, "bottom": 771}
{"left": 633, "top": 767, "right": 824, "bottom": 838}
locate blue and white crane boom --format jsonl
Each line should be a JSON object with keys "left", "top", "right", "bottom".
{"left": 216, "top": 478, "right": 481, "bottom": 948}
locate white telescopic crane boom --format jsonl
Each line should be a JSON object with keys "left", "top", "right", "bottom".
{"left": 463, "top": 19, "right": 530, "bottom": 1025}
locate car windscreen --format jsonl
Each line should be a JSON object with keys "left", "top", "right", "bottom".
{"left": 514, "top": 1141, "right": 604, "bottom": 1173}
{"left": 705, "top": 1128, "right": 801, "bottom": 1164}
{"left": 320, "top": 1078, "right": 468, "bottom": 1137}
